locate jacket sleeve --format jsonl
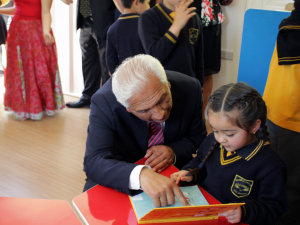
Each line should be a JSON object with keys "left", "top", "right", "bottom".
{"left": 166, "top": 78, "right": 207, "bottom": 169}
{"left": 138, "top": 11, "right": 178, "bottom": 63}
{"left": 241, "top": 165, "right": 288, "bottom": 224}
{"left": 106, "top": 30, "right": 119, "bottom": 74}
{"left": 194, "top": 16, "right": 204, "bottom": 86}
{"left": 83, "top": 94, "right": 138, "bottom": 195}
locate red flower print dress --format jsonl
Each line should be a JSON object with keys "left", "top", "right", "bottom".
{"left": 201, "top": 0, "right": 226, "bottom": 27}
{"left": 4, "top": 0, "right": 65, "bottom": 120}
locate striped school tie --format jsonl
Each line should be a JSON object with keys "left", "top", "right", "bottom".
{"left": 148, "top": 122, "right": 164, "bottom": 148}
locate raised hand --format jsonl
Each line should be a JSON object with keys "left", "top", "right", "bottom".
{"left": 169, "top": 0, "right": 197, "bottom": 37}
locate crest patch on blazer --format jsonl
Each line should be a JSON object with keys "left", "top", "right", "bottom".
{"left": 231, "top": 175, "right": 254, "bottom": 198}
{"left": 189, "top": 28, "right": 199, "bottom": 44}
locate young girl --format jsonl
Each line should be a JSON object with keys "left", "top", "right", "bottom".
{"left": 171, "top": 82, "right": 287, "bottom": 224}
{"left": 0, "top": 0, "right": 65, "bottom": 120}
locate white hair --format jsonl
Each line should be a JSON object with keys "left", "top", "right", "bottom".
{"left": 112, "top": 54, "right": 167, "bottom": 108}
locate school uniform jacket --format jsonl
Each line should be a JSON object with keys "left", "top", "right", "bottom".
{"left": 138, "top": 2, "right": 204, "bottom": 86}
{"left": 84, "top": 71, "right": 207, "bottom": 195}
{"left": 106, "top": 13, "right": 145, "bottom": 74}
{"left": 182, "top": 133, "right": 288, "bottom": 225}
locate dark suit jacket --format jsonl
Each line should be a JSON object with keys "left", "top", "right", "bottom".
{"left": 84, "top": 71, "right": 207, "bottom": 195}
{"left": 76, "top": 0, "right": 115, "bottom": 45}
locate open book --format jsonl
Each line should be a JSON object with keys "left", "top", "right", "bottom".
{"left": 129, "top": 185, "right": 244, "bottom": 224}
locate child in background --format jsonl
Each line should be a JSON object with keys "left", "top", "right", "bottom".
{"left": 263, "top": 1, "right": 300, "bottom": 224}
{"left": 190, "top": 0, "right": 233, "bottom": 119}
{"left": 106, "top": 0, "right": 150, "bottom": 75}
{"left": 0, "top": 0, "right": 65, "bottom": 120}
{"left": 171, "top": 82, "right": 287, "bottom": 224}
{"left": 138, "top": 0, "right": 204, "bottom": 86}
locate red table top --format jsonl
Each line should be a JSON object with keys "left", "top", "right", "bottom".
{"left": 0, "top": 197, "right": 82, "bottom": 225}
{"left": 73, "top": 159, "right": 247, "bottom": 225}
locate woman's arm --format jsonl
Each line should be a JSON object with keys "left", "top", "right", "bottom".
{"left": 0, "top": 7, "right": 15, "bottom": 16}
{"left": 41, "top": 0, "right": 54, "bottom": 45}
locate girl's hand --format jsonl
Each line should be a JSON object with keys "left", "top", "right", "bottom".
{"left": 43, "top": 32, "right": 54, "bottom": 46}
{"left": 218, "top": 207, "right": 242, "bottom": 224}
{"left": 170, "top": 170, "right": 192, "bottom": 184}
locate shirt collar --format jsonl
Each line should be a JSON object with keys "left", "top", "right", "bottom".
{"left": 235, "top": 138, "right": 267, "bottom": 161}
{"left": 118, "top": 13, "right": 140, "bottom": 20}
{"left": 159, "top": 1, "right": 172, "bottom": 15}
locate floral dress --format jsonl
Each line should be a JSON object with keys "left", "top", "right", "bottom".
{"left": 201, "top": 0, "right": 225, "bottom": 26}
{"left": 4, "top": 0, "right": 65, "bottom": 120}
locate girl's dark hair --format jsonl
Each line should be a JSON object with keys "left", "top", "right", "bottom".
{"left": 202, "top": 82, "right": 269, "bottom": 164}
{"left": 121, "top": 0, "right": 146, "bottom": 8}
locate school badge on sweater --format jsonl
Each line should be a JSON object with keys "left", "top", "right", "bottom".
{"left": 231, "top": 175, "right": 254, "bottom": 198}
{"left": 189, "top": 28, "right": 199, "bottom": 44}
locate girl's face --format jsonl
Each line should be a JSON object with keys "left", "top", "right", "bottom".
{"left": 208, "top": 111, "right": 254, "bottom": 152}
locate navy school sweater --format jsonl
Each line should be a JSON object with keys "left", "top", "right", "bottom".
{"left": 138, "top": 2, "right": 204, "bottom": 86}
{"left": 182, "top": 133, "right": 288, "bottom": 225}
{"left": 106, "top": 13, "right": 145, "bottom": 74}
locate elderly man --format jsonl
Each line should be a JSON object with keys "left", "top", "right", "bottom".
{"left": 83, "top": 54, "right": 207, "bottom": 207}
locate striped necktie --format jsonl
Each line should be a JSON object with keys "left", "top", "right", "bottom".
{"left": 148, "top": 122, "right": 164, "bottom": 148}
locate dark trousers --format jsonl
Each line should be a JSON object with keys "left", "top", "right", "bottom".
{"left": 267, "top": 119, "right": 300, "bottom": 225}
{"left": 80, "top": 17, "right": 110, "bottom": 100}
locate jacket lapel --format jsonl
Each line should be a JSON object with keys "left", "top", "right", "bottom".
{"left": 130, "top": 114, "right": 149, "bottom": 152}
{"left": 165, "top": 89, "right": 181, "bottom": 143}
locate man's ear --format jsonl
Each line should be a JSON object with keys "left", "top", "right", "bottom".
{"left": 168, "top": 81, "right": 171, "bottom": 89}
{"left": 126, "top": 108, "right": 132, "bottom": 113}
{"left": 251, "top": 119, "right": 261, "bottom": 134}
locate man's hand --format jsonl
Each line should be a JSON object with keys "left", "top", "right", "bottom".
{"left": 218, "top": 207, "right": 242, "bottom": 224}
{"left": 140, "top": 168, "right": 189, "bottom": 207}
{"left": 169, "top": 0, "right": 196, "bottom": 37}
{"left": 61, "top": 0, "right": 73, "bottom": 5}
{"left": 144, "top": 145, "right": 174, "bottom": 173}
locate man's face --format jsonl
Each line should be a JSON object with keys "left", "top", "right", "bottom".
{"left": 126, "top": 76, "right": 173, "bottom": 123}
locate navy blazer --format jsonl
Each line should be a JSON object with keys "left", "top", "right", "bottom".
{"left": 76, "top": 0, "right": 115, "bottom": 45}
{"left": 83, "top": 71, "right": 207, "bottom": 195}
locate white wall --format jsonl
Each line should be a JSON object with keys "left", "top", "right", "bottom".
{"left": 51, "top": 0, "right": 292, "bottom": 97}
{"left": 213, "top": 0, "right": 247, "bottom": 92}
{"left": 51, "top": 0, "right": 83, "bottom": 97}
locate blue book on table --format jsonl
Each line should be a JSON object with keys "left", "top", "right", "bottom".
{"left": 129, "top": 185, "right": 209, "bottom": 221}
